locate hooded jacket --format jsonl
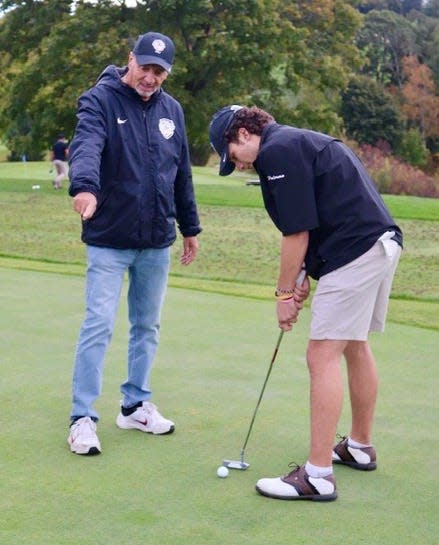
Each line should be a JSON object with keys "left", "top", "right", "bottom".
{"left": 68, "top": 65, "right": 201, "bottom": 249}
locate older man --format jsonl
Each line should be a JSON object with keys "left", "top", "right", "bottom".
{"left": 67, "top": 32, "right": 201, "bottom": 455}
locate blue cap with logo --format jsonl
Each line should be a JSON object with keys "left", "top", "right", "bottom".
{"left": 209, "top": 105, "right": 243, "bottom": 176}
{"left": 133, "top": 32, "right": 175, "bottom": 73}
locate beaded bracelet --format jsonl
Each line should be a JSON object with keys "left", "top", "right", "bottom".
{"left": 274, "top": 288, "right": 294, "bottom": 300}
{"left": 276, "top": 287, "right": 294, "bottom": 294}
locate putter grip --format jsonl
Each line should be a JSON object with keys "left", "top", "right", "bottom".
{"left": 296, "top": 269, "right": 306, "bottom": 287}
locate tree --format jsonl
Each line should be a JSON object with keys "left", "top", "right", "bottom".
{"left": 263, "top": 0, "right": 363, "bottom": 134}
{"left": 0, "top": 0, "right": 71, "bottom": 61}
{"left": 0, "top": 0, "right": 73, "bottom": 159}
{"left": 355, "top": 9, "right": 417, "bottom": 87}
{"left": 401, "top": 55, "right": 439, "bottom": 142}
{"left": 0, "top": 0, "right": 364, "bottom": 162}
{"left": 341, "top": 75, "right": 404, "bottom": 148}
{"left": 137, "top": 0, "right": 362, "bottom": 160}
{"left": 0, "top": 0, "right": 136, "bottom": 159}
{"left": 143, "top": 0, "right": 307, "bottom": 162}
{"left": 353, "top": 1, "right": 423, "bottom": 14}
{"left": 406, "top": 10, "right": 439, "bottom": 86}
{"left": 424, "top": 0, "right": 439, "bottom": 17}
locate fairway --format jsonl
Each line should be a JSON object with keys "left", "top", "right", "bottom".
{"left": 0, "top": 268, "right": 437, "bottom": 545}
{"left": 1, "top": 165, "right": 438, "bottom": 331}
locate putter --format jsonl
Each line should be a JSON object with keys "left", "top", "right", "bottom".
{"left": 222, "top": 269, "right": 306, "bottom": 470}
{"left": 223, "top": 330, "right": 284, "bottom": 470}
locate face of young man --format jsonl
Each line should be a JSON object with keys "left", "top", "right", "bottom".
{"left": 122, "top": 53, "right": 169, "bottom": 100}
{"left": 227, "top": 129, "right": 260, "bottom": 171}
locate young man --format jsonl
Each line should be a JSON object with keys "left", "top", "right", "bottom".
{"left": 209, "top": 105, "right": 402, "bottom": 501}
{"left": 67, "top": 32, "right": 201, "bottom": 455}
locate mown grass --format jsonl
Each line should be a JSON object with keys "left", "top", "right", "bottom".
{"left": 192, "top": 166, "right": 439, "bottom": 221}
{"left": 0, "top": 161, "right": 438, "bottom": 545}
{"left": 0, "top": 268, "right": 437, "bottom": 545}
{"left": 0, "top": 162, "right": 438, "bottom": 330}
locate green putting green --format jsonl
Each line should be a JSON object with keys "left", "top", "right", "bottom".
{"left": 0, "top": 268, "right": 437, "bottom": 545}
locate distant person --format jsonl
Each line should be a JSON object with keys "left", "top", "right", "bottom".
{"left": 67, "top": 31, "right": 201, "bottom": 455}
{"left": 209, "top": 105, "right": 402, "bottom": 502}
{"left": 50, "top": 133, "right": 69, "bottom": 189}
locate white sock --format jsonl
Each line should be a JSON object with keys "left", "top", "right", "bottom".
{"left": 305, "top": 461, "right": 333, "bottom": 478}
{"left": 348, "top": 436, "right": 372, "bottom": 448}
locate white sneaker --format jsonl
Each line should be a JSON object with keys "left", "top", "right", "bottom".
{"left": 116, "top": 401, "right": 175, "bottom": 435}
{"left": 68, "top": 416, "right": 101, "bottom": 455}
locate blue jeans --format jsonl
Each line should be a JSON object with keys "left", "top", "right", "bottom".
{"left": 71, "top": 245, "right": 170, "bottom": 421}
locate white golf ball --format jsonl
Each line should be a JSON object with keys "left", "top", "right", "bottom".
{"left": 217, "top": 465, "right": 229, "bottom": 478}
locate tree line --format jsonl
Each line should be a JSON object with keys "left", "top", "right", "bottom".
{"left": 0, "top": 0, "right": 438, "bottom": 174}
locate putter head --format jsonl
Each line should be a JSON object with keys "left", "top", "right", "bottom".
{"left": 222, "top": 459, "right": 250, "bottom": 470}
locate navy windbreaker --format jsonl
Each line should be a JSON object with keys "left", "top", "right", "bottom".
{"left": 68, "top": 65, "right": 201, "bottom": 249}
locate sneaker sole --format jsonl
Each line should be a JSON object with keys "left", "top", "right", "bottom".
{"left": 116, "top": 418, "right": 175, "bottom": 435}
{"left": 255, "top": 485, "right": 337, "bottom": 501}
{"left": 70, "top": 445, "right": 101, "bottom": 455}
{"left": 333, "top": 459, "right": 377, "bottom": 471}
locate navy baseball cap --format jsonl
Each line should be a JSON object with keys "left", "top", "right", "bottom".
{"left": 209, "top": 105, "right": 243, "bottom": 176}
{"left": 133, "top": 32, "right": 175, "bottom": 73}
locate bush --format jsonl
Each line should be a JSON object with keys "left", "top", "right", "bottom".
{"left": 397, "top": 128, "right": 429, "bottom": 167}
{"left": 341, "top": 76, "right": 404, "bottom": 150}
{"left": 353, "top": 143, "right": 439, "bottom": 197}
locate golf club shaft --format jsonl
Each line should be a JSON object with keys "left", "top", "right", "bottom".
{"left": 240, "top": 329, "right": 284, "bottom": 461}
{"left": 239, "top": 269, "right": 306, "bottom": 463}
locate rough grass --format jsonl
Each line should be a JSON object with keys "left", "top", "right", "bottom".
{"left": 0, "top": 162, "right": 438, "bottom": 331}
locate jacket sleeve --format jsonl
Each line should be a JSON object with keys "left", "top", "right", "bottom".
{"left": 174, "top": 116, "right": 202, "bottom": 238}
{"left": 68, "top": 90, "right": 107, "bottom": 197}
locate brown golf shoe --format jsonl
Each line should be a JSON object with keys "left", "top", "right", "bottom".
{"left": 256, "top": 464, "right": 337, "bottom": 501}
{"left": 332, "top": 436, "right": 377, "bottom": 471}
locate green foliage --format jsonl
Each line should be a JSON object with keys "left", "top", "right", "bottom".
{"left": 0, "top": 0, "right": 71, "bottom": 61}
{"left": 355, "top": 0, "right": 423, "bottom": 15}
{"left": 156, "top": 0, "right": 357, "bottom": 160}
{"left": 0, "top": 0, "right": 437, "bottom": 172}
{"left": 0, "top": 1, "right": 137, "bottom": 159}
{"left": 397, "top": 127, "right": 429, "bottom": 166}
{"left": 255, "top": 0, "right": 363, "bottom": 135}
{"left": 0, "top": 0, "right": 72, "bottom": 159}
{"left": 0, "top": 142, "right": 7, "bottom": 161}
{"left": 407, "top": 10, "right": 439, "bottom": 85}
{"left": 0, "top": 0, "right": 362, "bottom": 162}
{"left": 341, "top": 75, "right": 404, "bottom": 148}
{"left": 356, "top": 9, "right": 417, "bottom": 87}
{"left": 163, "top": 0, "right": 309, "bottom": 162}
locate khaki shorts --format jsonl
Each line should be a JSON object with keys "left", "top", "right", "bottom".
{"left": 310, "top": 233, "right": 401, "bottom": 341}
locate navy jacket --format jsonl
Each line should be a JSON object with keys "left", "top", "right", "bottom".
{"left": 254, "top": 123, "right": 403, "bottom": 279}
{"left": 69, "top": 65, "right": 201, "bottom": 249}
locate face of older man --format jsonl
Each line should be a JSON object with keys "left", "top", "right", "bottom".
{"left": 122, "top": 53, "right": 169, "bottom": 101}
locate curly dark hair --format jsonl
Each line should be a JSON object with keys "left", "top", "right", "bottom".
{"left": 225, "top": 106, "right": 275, "bottom": 142}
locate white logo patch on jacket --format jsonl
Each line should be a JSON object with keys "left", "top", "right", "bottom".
{"left": 159, "top": 118, "right": 175, "bottom": 139}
